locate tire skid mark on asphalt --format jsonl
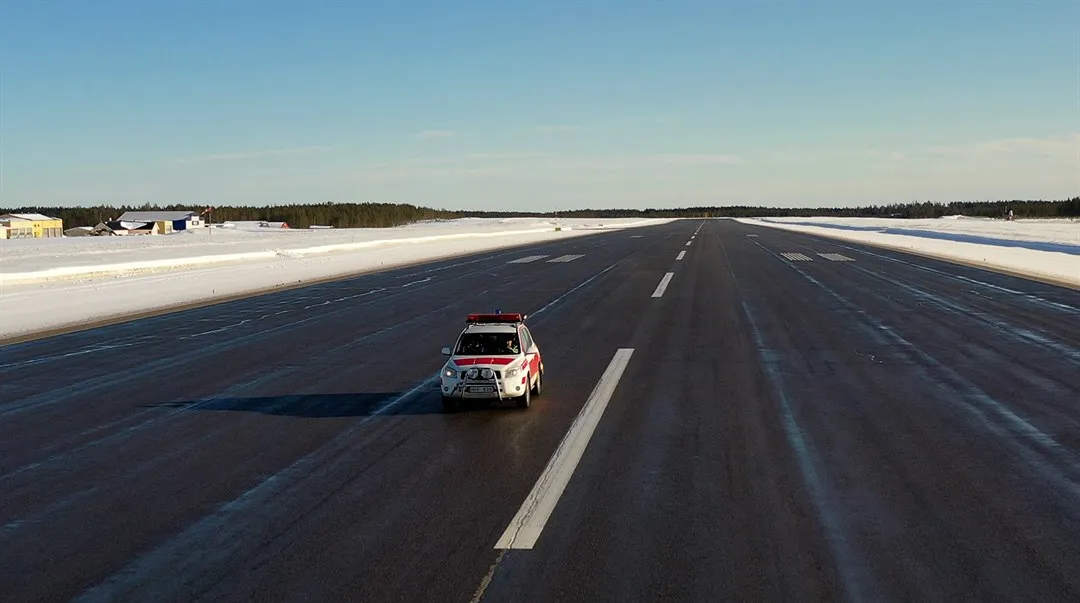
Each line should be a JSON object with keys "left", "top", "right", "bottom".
{"left": 0, "top": 292, "right": 488, "bottom": 485}
{"left": 1, "top": 386, "right": 378, "bottom": 539}
{"left": 68, "top": 377, "right": 440, "bottom": 603}
{"left": 848, "top": 263, "right": 1080, "bottom": 365}
{"left": 1, "top": 254, "right": 481, "bottom": 364}
{"left": 0, "top": 257, "right": 521, "bottom": 419}
{"left": 740, "top": 300, "right": 878, "bottom": 603}
{"left": 749, "top": 237, "right": 1080, "bottom": 501}
{"left": 782, "top": 237, "right": 1080, "bottom": 366}
{"left": 781, "top": 238, "right": 1080, "bottom": 363}
{"left": 393, "top": 234, "right": 614, "bottom": 280}
{"left": 6, "top": 221, "right": 682, "bottom": 596}
{"left": 824, "top": 240, "right": 1080, "bottom": 315}
{"left": 1, "top": 231, "right": 627, "bottom": 371}
{"left": 395, "top": 253, "right": 510, "bottom": 279}
{"left": 721, "top": 237, "right": 878, "bottom": 603}
{"left": 67, "top": 257, "right": 630, "bottom": 600}
{"left": 5, "top": 249, "right": 633, "bottom": 483}
{"left": 782, "top": 233, "right": 1080, "bottom": 430}
{"left": 0, "top": 342, "right": 139, "bottom": 370}
{"left": 5, "top": 259, "right": 631, "bottom": 535}
{"left": 528, "top": 264, "right": 618, "bottom": 320}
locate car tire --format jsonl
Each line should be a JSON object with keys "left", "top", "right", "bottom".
{"left": 532, "top": 369, "right": 543, "bottom": 397}
{"left": 442, "top": 395, "right": 458, "bottom": 413}
{"left": 517, "top": 376, "right": 531, "bottom": 409}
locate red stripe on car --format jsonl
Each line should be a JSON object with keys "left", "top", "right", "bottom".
{"left": 453, "top": 357, "right": 517, "bottom": 366}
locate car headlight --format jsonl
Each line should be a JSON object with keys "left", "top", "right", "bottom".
{"left": 480, "top": 368, "right": 493, "bottom": 379}
{"left": 504, "top": 368, "right": 520, "bottom": 378}
{"left": 443, "top": 368, "right": 456, "bottom": 378}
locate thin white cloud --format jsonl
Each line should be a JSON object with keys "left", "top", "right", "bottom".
{"left": 857, "top": 150, "right": 909, "bottom": 162}
{"left": 15, "top": 134, "right": 1073, "bottom": 208}
{"left": 648, "top": 153, "right": 741, "bottom": 166}
{"left": 168, "top": 146, "right": 337, "bottom": 164}
{"left": 350, "top": 153, "right": 742, "bottom": 183}
{"left": 363, "top": 152, "right": 739, "bottom": 173}
{"left": 767, "top": 134, "right": 1079, "bottom": 166}
{"left": 465, "top": 152, "right": 556, "bottom": 161}
{"left": 764, "top": 148, "right": 908, "bottom": 165}
{"left": 528, "top": 125, "right": 582, "bottom": 133}
{"left": 415, "top": 130, "right": 459, "bottom": 139}
{"left": 924, "top": 133, "right": 1079, "bottom": 159}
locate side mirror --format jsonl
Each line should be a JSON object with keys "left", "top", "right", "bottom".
{"left": 441, "top": 347, "right": 452, "bottom": 356}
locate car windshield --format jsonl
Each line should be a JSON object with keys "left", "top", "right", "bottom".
{"left": 455, "top": 332, "right": 520, "bottom": 356}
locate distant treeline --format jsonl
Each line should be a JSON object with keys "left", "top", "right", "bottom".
{"left": 553, "top": 198, "right": 1080, "bottom": 220}
{"left": 3, "top": 202, "right": 464, "bottom": 230}
{"left": 6, "top": 198, "right": 1078, "bottom": 229}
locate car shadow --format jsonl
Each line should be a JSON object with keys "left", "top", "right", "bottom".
{"left": 144, "top": 391, "right": 447, "bottom": 418}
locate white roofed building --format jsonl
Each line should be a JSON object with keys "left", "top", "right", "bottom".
{"left": 117, "top": 211, "right": 201, "bottom": 231}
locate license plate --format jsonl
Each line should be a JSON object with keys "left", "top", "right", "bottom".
{"left": 466, "top": 386, "right": 494, "bottom": 393}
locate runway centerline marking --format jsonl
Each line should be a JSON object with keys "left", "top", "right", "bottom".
{"left": 676, "top": 251, "right": 686, "bottom": 261}
{"left": 652, "top": 272, "right": 675, "bottom": 297}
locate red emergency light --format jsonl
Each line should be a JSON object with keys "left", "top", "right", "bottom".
{"left": 466, "top": 313, "right": 526, "bottom": 324}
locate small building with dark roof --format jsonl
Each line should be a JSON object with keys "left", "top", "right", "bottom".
{"left": 117, "top": 211, "right": 202, "bottom": 231}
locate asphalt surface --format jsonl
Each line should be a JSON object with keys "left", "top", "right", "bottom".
{"left": 2, "top": 219, "right": 1079, "bottom": 603}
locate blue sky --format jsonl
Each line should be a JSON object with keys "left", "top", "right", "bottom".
{"left": 2, "top": 0, "right": 1078, "bottom": 210}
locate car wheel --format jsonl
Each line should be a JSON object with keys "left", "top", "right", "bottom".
{"left": 532, "top": 369, "right": 542, "bottom": 397}
{"left": 517, "top": 376, "right": 531, "bottom": 409}
{"left": 442, "top": 395, "right": 458, "bottom": 413}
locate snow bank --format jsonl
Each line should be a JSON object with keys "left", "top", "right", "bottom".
{"left": 0, "top": 217, "right": 672, "bottom": 340}
{"left": 737, "top": 217, "right": 1079, "bottom": 288}
{"left": 0, "top": 217, "right": 665, "bottom": 284}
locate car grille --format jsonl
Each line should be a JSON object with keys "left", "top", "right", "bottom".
{"left": 460, "top": 369, "right": 501, "bottom": 379}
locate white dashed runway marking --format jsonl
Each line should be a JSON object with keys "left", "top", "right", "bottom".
{"left": 652, "top": 272, "right": 675, "bottom": 298}
{"left": 781, "top": 252, "right": 814, "bottom": 262}
{"left": 508, "top": 255, "right": 549, "bottom": 264}
{"left": 818, "top": 253, "right": 855, "bottom": 262}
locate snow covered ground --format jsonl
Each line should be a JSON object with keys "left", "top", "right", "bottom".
{"left": 0, "top": 217, "right": 661, "bottom": 279}
{"left": 737, "top": 216, "right": 1079, "bottom": 287}
{"left": 1, "top": 214, "right": 1076, "bottom": 341}
{"left": 0, "top": 217, "right": 671, "bottom": 339}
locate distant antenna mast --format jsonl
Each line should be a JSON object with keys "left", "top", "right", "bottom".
{"left": 201, "top": 206, "right": 213, "bottom": 235}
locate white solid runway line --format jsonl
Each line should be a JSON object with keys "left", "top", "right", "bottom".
{"left": 494, "top": 348, "right": 635, "bottom": 550}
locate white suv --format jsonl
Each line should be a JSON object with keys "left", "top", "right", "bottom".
{"left": 439, "top": 313, "right": 544, "bottom": 412}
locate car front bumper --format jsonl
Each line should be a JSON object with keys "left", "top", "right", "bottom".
{"left": 440, "top": 376, "right": 528, "bottom": 399}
